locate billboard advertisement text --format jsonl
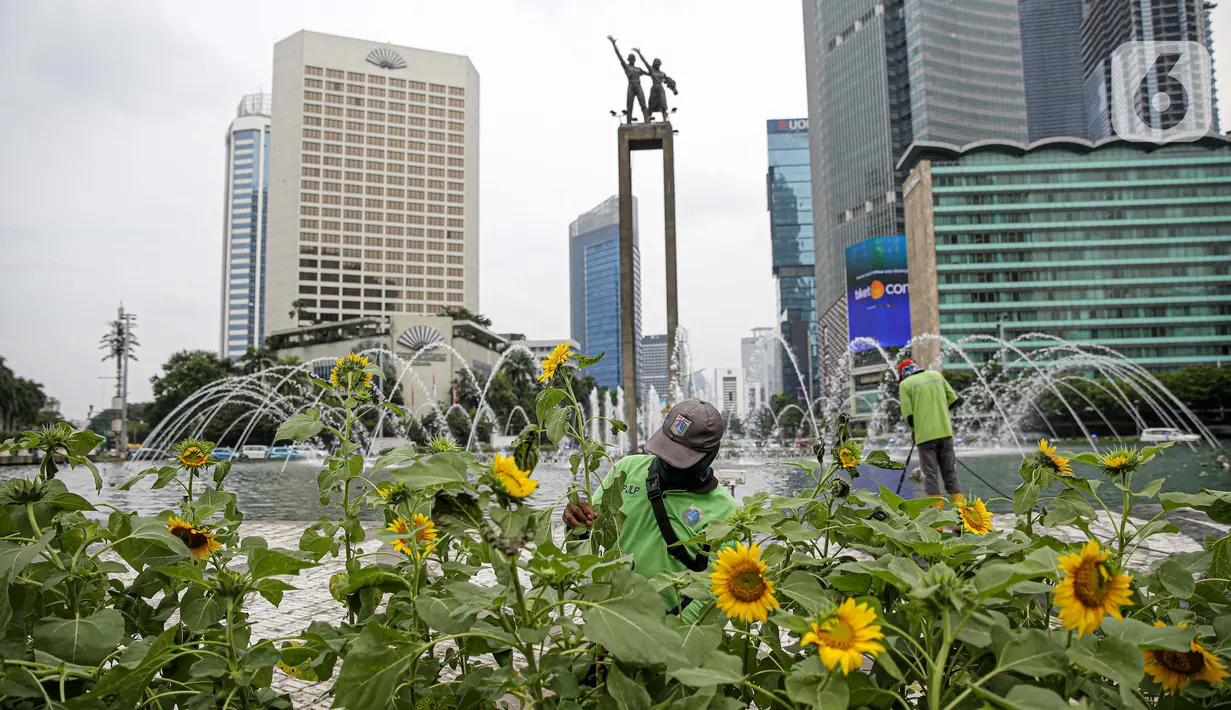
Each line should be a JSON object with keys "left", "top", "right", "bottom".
{"left": 845, "top": 235, "right": 911, "bottom": 349}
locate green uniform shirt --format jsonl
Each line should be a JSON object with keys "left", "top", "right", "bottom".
{"left": 898, "top": 369, "right": 958, "bottom": 444}
{"left": 593, "top": 454, "right": 739, "bottom": 622}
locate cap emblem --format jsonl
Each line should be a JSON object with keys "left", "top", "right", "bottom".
{"left": 670, "top": 415, "right": 692, "bottom": 437}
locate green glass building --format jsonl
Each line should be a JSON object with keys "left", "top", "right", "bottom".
{"left": 901, "top": 136, "right": 1231, "bottom": 371}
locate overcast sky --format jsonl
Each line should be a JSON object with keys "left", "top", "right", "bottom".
{"left": 1, "top": 1, "right": 1229, "bottom": 421}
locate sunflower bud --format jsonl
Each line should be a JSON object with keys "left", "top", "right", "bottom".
{"left": 812, "top": 441, "right": 826, "bottom": 467}
{"left": 2, "top": 478, "right": 49, "bottom": 504}
{"left": 830, "top": 478, "right": 851, "bottom": 499}
{"left": 427, "top": 435, "right": 460, "bottom": 454}
{"left": 329, "top": 571, "right": 349, "bottom": 604}
{"left": 870, "top": 507, "right": 888, "bottom": 521}
{"left": 514, "top": 433, "right": 539, "bottom": 473}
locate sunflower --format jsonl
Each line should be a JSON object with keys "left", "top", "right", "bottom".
{"left": 834, "top": 440, "right": 862, "bottom": 470}
{"left": 709, "top": 541, "right": 779, "bottom": 624}
{"left": 1034, "top": 439, "right": 1072, "bottom": 476}
{"left": 537, "top": 342, "right": 572, "bottom": 383}
{"left": 1099, "top": 447, "right": 1143, "bottom": 478}
{"left": 166, "top": 515, "right": 223, "bottom": 562}
{"left": 1054, "top": 539, "right": 1134, "bottom": 635}
{"left": 801, "top": 598, "right": 886, "bottom": 674}
{"left": 493, "top": 453, "right": 539, "bottom": 499}
{"left": 329, "top": 352, "right": 376, "bottom": 390}
{"left": 172, "top": 439, "right": 214, "bottom": 470}
{"left": 956, "top": 497, "right": 994, "bottom": 535}
{"left": 387, "top": 513, "right": 439, "bottom": 559}
{"left": 1144, "top": 621, "right": 1229, "bottom": 694}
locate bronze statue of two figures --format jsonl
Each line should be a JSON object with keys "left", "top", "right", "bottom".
{"left": 608, "top": 35, "right": 677, "bottom": 124}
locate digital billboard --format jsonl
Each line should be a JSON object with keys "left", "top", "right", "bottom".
{"left": 845, "top": 235, "right": 911, "bottom": 349}
{"left": 766, "top": 118, "right": 808, "bottom": 134}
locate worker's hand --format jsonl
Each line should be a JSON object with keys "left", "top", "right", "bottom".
{"left": 563, "top": 501, "right": 598, "bottom": 528}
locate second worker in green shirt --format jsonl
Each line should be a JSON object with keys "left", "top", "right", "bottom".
{"left": 562, "top": 398, "right": 738, "bottom": 622}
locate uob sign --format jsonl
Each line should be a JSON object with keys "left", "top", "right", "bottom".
{"left": 768, "top": 118, "right": 808, "bottom": 134}
{"left": 845, "top": 236, "right": 911, "bottom": 349}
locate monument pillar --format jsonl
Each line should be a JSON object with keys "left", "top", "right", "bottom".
{"left": 618, "top": 121, "right": 678, "bottom": 452}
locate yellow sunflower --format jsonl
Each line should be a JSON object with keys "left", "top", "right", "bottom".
{"left": 835, "top": 440, "right": 862, "bottom": 470}
{"left": 957, "top": 498, "right": 994, "bottom": 535}
{"left": 801, "top": 598, "right": 886, "bottom": 674}
{"left": 166, "top": 515, "right": 223, "bottom": 562}
{"left": 178, "top": 446, "right": 208, "bottom": 469}
{"left": 387, "top": 514, "right": 439, "bottom": 559}
{"left": 329, "top": 352, "right": 375, "bottom": 390}
{"left": 1144, "top": 621, "right": 1229, "bottom": 694}
{"left": 537, "top": 342, "right": 572, "bottom": 383}
{"left": 709, "top": 541, "right": 779, "bottom": 624}
{"left": 1034, "top": 439, "right": 1072, "bottom": 476}
{"left": 1036, "top": 439, "right": 1057, "bottom": 456}
{"left": 1054, "top": 539, "right": 1134, "bottom": 635}
{"left": 493, "top": 453, "right": 539, "bottom": 499}
{"left": 1099, "top": 447, "right": 1142, "bottom": 477}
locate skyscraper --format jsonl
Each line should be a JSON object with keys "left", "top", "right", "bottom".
{"left": 766, "top": 119, "right": 817, "bottom": 399}
{"left": 801, "top": 0, "right": 1028, "bottom": 383}
{"left": 265, "top": 31, "right": 480, "bottom": 334}
{"left": 1082, "top": 0, "right": 1219, "bottom": 140}
{"left": 741, "top": 327, "right": 780, "bottom": 413}
{"left": 1019, "top": 0, "right": 1088, "bottom": 140}
{"left": 641, "top": 334, "right": 668, "bottom": 400}
{"left": 569, "top": 196, "right": 641, "bottom": 391}
{"left": 220, "top": 94, "right": 272, "bottom": 359}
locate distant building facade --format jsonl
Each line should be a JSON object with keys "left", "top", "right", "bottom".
{"left": 641, "top": 334, "right": 668, "bottom": 400}
{"left": 220, "top": 94, "right": 272, "bottom": 359}
{"left": 766, "top": 119, "right": 817, "bottom": 399}
{"left": 1019, "top": 0, "right": 1088, "bottom": 140}
{"left": 741, "top": 327, "right": 780, "bottom": 413}
{"left": 1081, "top": 0, "right": 1219, "bottom": 140}
{"left": 801, "top": 0, "right": 1029, "bottom": 386}
{"left": 265, "top": 30, "right": 480, "bottom": 334}
{"left": 710, "top": 367, "right": 747, "bottom": 422}
{"left": 568, "top": 196, "right": 642, "bottom": 391}
{"left": 902, "top": 135, "right": 1231, "bottom": 371}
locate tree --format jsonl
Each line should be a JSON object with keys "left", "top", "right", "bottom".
{"left": 769, "top": 392, "right": 806, "bottom": 440}
{"left": 0, "top": 357, "right": 48, "bottom": 433}
{"left": 726, "top": 414, "right": 745, "bottom": 437}
{"left": 237, "top": 347, "right": 277, "bottom": 375}
{"left": 439, "top": 307, "right": 492, "bottom": 327}
{"left": 147, "top": 350, "right": 236, "bottom": 431}
{"left": 288, "top": 299, "right": 313, "bottom": 325}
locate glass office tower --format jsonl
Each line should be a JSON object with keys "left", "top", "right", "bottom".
{"left": 568, "top": 196, "right": 642, "bottom": 391}
{"left": 220, "top": 94, "right": 272, "bottom": 359}
{"left": 767, "top": 119, "right": 817, "bottom": 399}
{"left": 1019, "top": 0, "right": 1088, "bottom": 140}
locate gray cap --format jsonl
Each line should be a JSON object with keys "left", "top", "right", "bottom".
{"left": 644, "top": 398, "right": 725, "bottom": 468}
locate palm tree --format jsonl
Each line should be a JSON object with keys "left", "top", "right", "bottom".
{"left": 0, "top": 357, "right": 48, "bottom": 432}
{"left": 100, "top": 319, "right": 139, "bottom": 400}
{"left": 238, "top": 347, "right": 277, "bottom": 375}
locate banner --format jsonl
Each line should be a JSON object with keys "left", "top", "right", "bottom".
{"left": 845, "top": 236, "right": 911, "bottom": 349}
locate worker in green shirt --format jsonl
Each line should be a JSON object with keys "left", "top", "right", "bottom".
{"left": 897, "top": 359, "right": 964, "bottom": 502}
{"left": 562, "top": 398, "right": 738, "bottom": 621}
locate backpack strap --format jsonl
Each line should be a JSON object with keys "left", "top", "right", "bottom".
{"left": 645, "top": 461, "right": 710, "bottom": 573}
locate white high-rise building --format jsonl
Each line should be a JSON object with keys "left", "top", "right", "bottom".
{"left": 266, "top": 31, "right": 480, "bottom": 334}
{"left": 710, "top": 367, "right": 747, "bottom": 422}
{"left": 741, "top": 327, "right": 780, "bottom": 413}
{"left": 220, "top": 94, "right": 272, "bottom": 359}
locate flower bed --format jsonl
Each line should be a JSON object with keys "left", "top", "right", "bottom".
{"left": 2, "top": 349, "right": 1230, "bottom": 708}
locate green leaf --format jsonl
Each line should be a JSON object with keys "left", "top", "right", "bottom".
{"left": 274, "top": 409, "right": 323, "bottom": 442}
{"left": 1101, "top": 617, "right": 1196, "bottom": 651}
{"left": 93, "top": 628, "right": 178, "bottom": 707}
{"left": 667, "top": 650, "right": 744, "bottom": 687}
{"left": 150, "top": 466, "right": 181, "bottom": 490}
{"left": 1161, "top": 489, "right": 1231, "bottom": 524}
{"left": 1210, "top": 534, "right": 1231, "bottom": 581}
{"left": 328, "top": 624, "right": 420, "bottom": 709}
{"left": 1140, "top": 440, "right": 1174, "bottom": 463}
{"left": 786, "top": 656, "right": 849, "bottom": 709}
{"left": 379, "top": 400, "right": 407, "bottom": 417}
{"left": 32, "top": 609, "right": 124, "bottom": 665}
{"left": 993, "top": 628, "right": 1066, "bottom": 678}
{"left": 571, "top": 350, "right": 605, "bottom": 369}
{"left": 1137, "top": 477, "right": 1165, "bottom": 499}
{"left": 180, "top": 597, "right": 223, "bottom": 634}
{"left": 581, "top": 599, "right": 685, "bottom": 668}
{"left": 367, "top": 443, "right": 419, "bottom": 475}
{"left": 1067, "top": 635, "right": 1144, "bottom": 688}
{"left": 776, "top": 572, "right": 832, "bottom": 613}
{"left": 864, "top": 449, "right": 905, "bottom": 470}
{"left": 535, "top": 388, "right": 567, "bottom": 424}
{"left": 1156, "top": 558, "right": 1197, "bottom": 599}
{"left": 971, "top": 685, "right": 1070, "bottom": 710}
{"left": 544, "top": 407, "right": 569, "bottom": 446}
{"left": 389, "top": 456, "right": 468, "bottom": 488}
{"left": 607, "top": 664, "right": 651, "bottom": 710}
{"left": 1013, "top": 481, "right": 1040, "bottom": 515}
{"left": 246, "top": 547, "right": 316, "bottom": 580}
